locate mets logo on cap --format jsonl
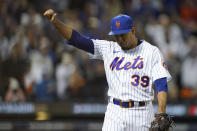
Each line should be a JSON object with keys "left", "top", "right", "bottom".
{"left": 116, "top": 21, "right": 120, "bottom": 28}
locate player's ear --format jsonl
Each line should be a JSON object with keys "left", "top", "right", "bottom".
{"left": 131, "top": 28, "right": 135, "bottom": 35}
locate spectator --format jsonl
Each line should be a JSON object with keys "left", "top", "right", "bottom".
{"left": 24, "top": 36, "right": 54, "bottom": 100}
{"left": 56, "top": 52, "right": 76, "bottom": 100}
{"left": 180, "top": 0, "right": 197, "bottom": 24}
{"left": 21, "top": 8, "right": 43, "bottom": 28}
{"left": 0, "top": 0, "right": 195, "bottom": 103}
{"left": 5, "top": 78, "right": 26, "bottom": 102}
{"left": 1, "top": 42, "right": 29, "bottom": 100}
{"left": 66, "top": 71, "right": 86, "bottom": 100}
{"left": 28, "top": 36, "right": 53, "bottom": 83}
{"left": 180, "top": 36, "right": 197, "bottom": 99}
{"left": 145, "top": 14, "right": 188, "bottom": 60}
{"left": 34, "top": 74, "right": 55, "bottom": 102}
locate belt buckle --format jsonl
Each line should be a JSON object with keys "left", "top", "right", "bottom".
{"left": 120, "top": 101, "right": 123, "bottom": 108}
{"left": 129, "top": 101, "right": 132, "bottom": 108}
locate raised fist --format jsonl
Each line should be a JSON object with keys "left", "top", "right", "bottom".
{"left": 43, "top": 9, "right": 57, "bottom": 22}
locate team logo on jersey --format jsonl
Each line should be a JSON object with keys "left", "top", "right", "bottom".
{"left": 110, "top": 56, "right": 144, "bottom": 71}
{"left": 116, "top": 21, "right": 120, "bottom": 28}
{"left": 161, "top": 59, "right": 168, "bottom": 71}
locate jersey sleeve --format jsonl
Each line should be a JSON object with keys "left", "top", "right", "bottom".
{"left": 151, "top": 48, "right": 172, "bottom": 82}
{"left": 87, "top": 39, "right": 111, "bottom": 60}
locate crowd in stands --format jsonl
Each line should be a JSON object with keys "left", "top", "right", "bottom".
{"left": 0, "top": 0, "right": 196, "bottom": 104}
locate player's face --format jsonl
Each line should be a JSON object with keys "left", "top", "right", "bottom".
{"left": 115, "top": 29, "right": 135, "bottom": 50}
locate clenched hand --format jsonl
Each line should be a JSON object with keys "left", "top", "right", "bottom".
{"left": 43, "top": 9, "right": 57, "bottom": 23}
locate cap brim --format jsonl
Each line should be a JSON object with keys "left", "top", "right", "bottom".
{"left": 108, "top": 29, "right": 131, "bottom": 35}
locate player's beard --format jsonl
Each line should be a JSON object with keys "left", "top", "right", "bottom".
{"left": 118, "top": 42, "right": 131, "bottom": 50}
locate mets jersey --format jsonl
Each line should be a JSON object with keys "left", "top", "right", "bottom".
{"left": 88, "top": 39, "right": 171, "bottom": 101}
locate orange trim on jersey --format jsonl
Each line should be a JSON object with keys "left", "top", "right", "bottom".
{"left": 131, "top": 74, "right": 140, "bottom": 87}
{"left": 110, "top": 56, "right": 144, "bottom": 71}
{"left": 138, "top": 59, "right": 144, "bottom": 69}
{"left": 124, "top": 62, "right": 132, "bottom": 70}
{"left": 132, "top": 56, "right": 144, "bottom": 70}
{"left": 140, "top": 75, "right": 150, "bottom": 88}
{"left": 161, "top": 59, "right": 168, "bottom": 71}
{"left": 110, "top": 57, "right": 120, "bottom": 70}
{"left": 115, "top": 57, "right": 125, "bottom": 71}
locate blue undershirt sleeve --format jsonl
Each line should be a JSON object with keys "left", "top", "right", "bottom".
{"left": 67, "top": 30, "right": 94, "bottom": 54}
{"left": 154, "top": 77, "right": 168, "bottom": 92}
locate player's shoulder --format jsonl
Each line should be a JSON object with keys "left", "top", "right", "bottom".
{"left": 142, "top": 40, "right": 160, "bottom": 52}
{"left": 91, "top": 39, "right": 114, "bottom": 45}
{"left": 91, "top": 39, "right": 117, "bottom": 49}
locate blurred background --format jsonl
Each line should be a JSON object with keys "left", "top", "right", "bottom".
{"left": 0, "top": 0, "right": 197, "bottom": 130}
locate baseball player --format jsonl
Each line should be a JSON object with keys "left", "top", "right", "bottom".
{"left": 44, "top": 9, "right": 173, "bottom": 131}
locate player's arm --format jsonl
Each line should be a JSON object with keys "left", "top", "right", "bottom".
{"left": 44, "top": 9, "right": 72, "bottom": 40}
{"left": 154, "top": 77, "right": 168, "bottom": 113}
{"left": 43, "top": 9, "right": 94, "bottom": 54}
{"left": 151, "top": 78, "right": 175, "bottom": 131}
{"left": 157, "top": 91, "right": 167, "bottom": 113}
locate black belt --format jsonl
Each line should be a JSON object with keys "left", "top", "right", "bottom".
{"left": 113, "top": 98, "right": 146, "bottom": 108}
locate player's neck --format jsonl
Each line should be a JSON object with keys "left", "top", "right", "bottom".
{"left": 130, "top": 37, "right": 138, "bottom": 49}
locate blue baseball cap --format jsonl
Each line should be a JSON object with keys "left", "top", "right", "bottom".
{"left": 108, "top": 14, "right": 134, "bottom": 35}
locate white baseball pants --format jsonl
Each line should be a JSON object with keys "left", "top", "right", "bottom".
{"left": 102, "top": 101, "right": 154, "bottom": 131}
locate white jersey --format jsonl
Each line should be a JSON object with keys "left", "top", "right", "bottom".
{"left": 88, "top": 39, "right": 171, "bottom": 101}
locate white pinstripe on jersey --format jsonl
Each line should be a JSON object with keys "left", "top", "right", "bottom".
{"left": 88, "top": 39, "right": 171, "bottom": 131}
{"left": 88, "top": 39, "right": 171, "bottom": 101}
